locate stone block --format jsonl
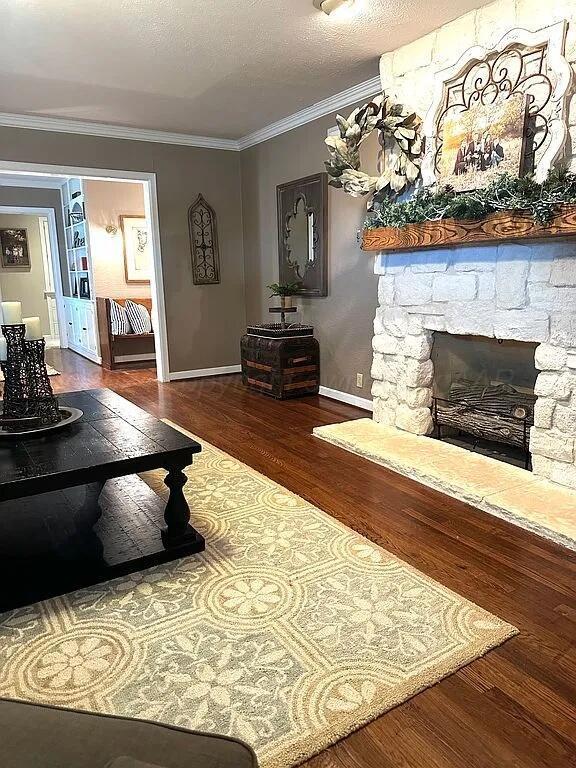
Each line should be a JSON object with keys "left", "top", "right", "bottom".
{"left": 453, "top": 245, "right": 497, "bottom": 272}
{"left": 493, "top": 309, "right": 549, "bottom": 342}
{"left": 551, "top": 253, "right": 576, "bottom": 286}
{"left": 432, "top": 11, "right": 476, "bottom": 67}
{"left": 393, "top": 33, "right": 434, "bottom": 76}
{"left": 534, "top": 343, "right": 567, "bottom": 371}
{"left": 395, "top": 403, "right": 433, "bottom": 435}
{"left": 421, "top": 314, "right": 446, "bottom": 332}
{"left": 534, "top": 372, "right": 571, "bottom": 400}
{"left": 550, "top": 313, "right": 576, "bottom": 347}
{"left": 404, "top": 358, "right": 434, "bottom": 388}
{"left": 528, "top": 256, "right": 553, "bottom": 283}
{"left": 432, "top": 273, "right": 477, "bottom": 302}
{"left": 381, "top": 306, "right": 409, "bottom": 337}
{"left": 531, "top": 454, "right": 554, "bottom": 480}
{"left": 553, "top": 405, "right": 576, "bottom": 435}
{"left": 381, "top": 355, "right": 405, "bottom": 384}
{"left": 446, "top": 302, "right": 494, "bottom": 337}
{"left": 496, "top": 247, "right": 529, "bottom": 308}
{"left": 550, "top": 461, "right": 576, "bottom": 491}
{"left": 404, "top": 386, "right": 433, "bottom": 409}
{"left": 403, "top": 333, "right": 433, "bottom": 361}
{"left": 371, "top": 379, "right": 394, "bottom": 400}
{"left": 567, "top": 353, "right": 576, "bottom": 369}
{"left": 404, "top": 303, "right": 445, "bottom": 316}
{"left": 410, "top": 250, "right": 449, "bottom": 273}
{"left": 475, "top": 0, "right": 518, "bottom": 48}
{"left": 395, "top": 273, "right": 433, "bottom": 306}
{"left": 386, "top": 253, "right": 411, "bottom": 274}
{"left": 372, "top": 398, "right": 396, "bottom": 427}
{"left": 378, "top": 276, "right": 395, "bottom": 307}
{"left": 370, "top": 353, "right": 385, "bottom": 381}
{"left": 530, "top": 427, "right": 574, "bottom": 463}
{"left": 533, "top": 398, "right": 556, "bottom": 429}
{"left": 373, "top": 333, "right": 399, "bottom": 355}
{"left": 407, "top": 314, "right": 424, "bottom": 334}
{"left": 527, "top": 282, "right": 559, "bottom": 309}
{"left": 478, "top": 273, "right": 496, "bottom": 300}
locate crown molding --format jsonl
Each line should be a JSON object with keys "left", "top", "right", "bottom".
{"left": 237, "top": 75, "right": 381, "bottom": 149}
{"left": 0, "top": 74, "right": 381, "bottom": 152}
{"left": 0, "top": 111, "right": 240, "bottom": 151}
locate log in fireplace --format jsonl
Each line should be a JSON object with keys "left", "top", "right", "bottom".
{"left": 430, "top": 334, "right": 538, "bottom": 468}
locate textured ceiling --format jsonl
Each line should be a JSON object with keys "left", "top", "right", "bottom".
{"left": 1, "top": 0, "right": 492, "bottom": 139}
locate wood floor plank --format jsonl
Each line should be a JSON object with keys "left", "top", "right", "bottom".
{"left": 44, "top": 349, "right": 576, "bottom": 768}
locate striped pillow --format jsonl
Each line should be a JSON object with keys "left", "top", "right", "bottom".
{"left": 125, "top": 300, "right": 152, "bottom": 334}
{"left": 110, "top": 299, "right": 131, "bottom": 335}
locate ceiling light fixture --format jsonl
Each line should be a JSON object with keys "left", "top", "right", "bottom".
{"left": 313, "top": 0, "right": 355, "bottom": 16}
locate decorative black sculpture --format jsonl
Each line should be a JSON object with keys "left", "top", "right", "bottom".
{"left": 1, "top": 324, "right": 60, "bottom": 429}
{"left": 1, "top": 324, "right": 29, "bottom": 420}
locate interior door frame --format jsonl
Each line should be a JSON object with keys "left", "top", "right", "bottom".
{"left": 0, "top": 161, "right": 170, "bottom": 382}
{"left": 0, "top": 204, "right": 68, "bottom": 349}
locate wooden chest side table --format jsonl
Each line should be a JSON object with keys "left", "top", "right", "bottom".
{"left": 241, "top": 334, "right": 320, "bottom": 399}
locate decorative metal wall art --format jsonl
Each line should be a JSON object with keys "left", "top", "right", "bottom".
{"left": 188, "top": 194, "right": 221, "bottom": 285}
{"left": 277, "top": 174, "right": 328, "bottom": 298}
{"left": 422, "top": 22, "right": 573, "bottom": 186}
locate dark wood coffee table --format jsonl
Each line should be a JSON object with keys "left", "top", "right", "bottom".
{"left": 0, "top": 388, "right": 204, "bottom": 611}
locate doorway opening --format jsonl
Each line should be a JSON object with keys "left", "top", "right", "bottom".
{"left": 0, "top": 162, "right": 168, "bottom": 382}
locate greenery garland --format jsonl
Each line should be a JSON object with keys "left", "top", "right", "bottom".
{"left": 364, "top": 169, "right": 576, "bottom": 230}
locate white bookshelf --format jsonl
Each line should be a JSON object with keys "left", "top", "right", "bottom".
{"left": 61, "top": 178, "right": 100, "bottom": 362}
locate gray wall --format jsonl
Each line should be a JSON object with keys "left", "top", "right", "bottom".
{"left": 0, "top": 213, "right": 50, "bottom": 333}
{"left": 241, "top": 110, "right": 377, "bottom": 397}
{"left": 0, "top": 127, "right": 246, "bottom": 374}
{"left": 0, "top": 185, "right": 68, "bottom": 293}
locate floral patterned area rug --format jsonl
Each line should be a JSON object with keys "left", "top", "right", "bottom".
{"left": 0, "top": 420, "right": 517, "bottom": 768}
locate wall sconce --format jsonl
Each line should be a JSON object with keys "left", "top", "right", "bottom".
{"left": 313, "top": 0, "right": 355, "bottom": 15}
{"left": 105, "top": 224, "right": 118, "bottom": 236}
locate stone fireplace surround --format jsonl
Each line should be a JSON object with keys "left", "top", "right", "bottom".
{"left": 371, "top": 239, "right": 576, "bottom": 491}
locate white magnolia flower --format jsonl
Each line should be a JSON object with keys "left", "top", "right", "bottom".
{"left": 221, "top": 579, "right": 281, "bottom": 616}
{"left": 36, "top": 638, "right": 112, "bottom": 688}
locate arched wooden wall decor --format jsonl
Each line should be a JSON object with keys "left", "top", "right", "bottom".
{"left": 422, "top": 22, "right": 572, "bottom": 186}
{"left": 188, "top": 194, "right": 220, "bottom": 285}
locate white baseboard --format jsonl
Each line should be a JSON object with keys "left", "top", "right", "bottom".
{"left": 115, "top": 353, "right": 156, "bottom": 363}
{"left": 319, "top": 386, "right": 373, "bottom": 412}
{"left": 169, "top": 364, "right": 241, "bottom": 381}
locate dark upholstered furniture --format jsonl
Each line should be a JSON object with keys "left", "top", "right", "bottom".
{"left": 96, "top": 297, "right": 155, "bottom": 370}
{"left": 0, "top": 698, "right": 258, "bottom": 768}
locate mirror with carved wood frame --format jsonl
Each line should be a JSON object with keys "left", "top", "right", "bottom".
{"left": 277, "top": 173, "right": 328, "bottom": 297}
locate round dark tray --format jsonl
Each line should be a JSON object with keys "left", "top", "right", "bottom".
{"left": 0, "top": 407, "right": 84, "bottom": 438}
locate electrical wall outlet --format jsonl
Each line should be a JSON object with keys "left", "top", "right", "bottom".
{"left": 356, "top": 373, "right": 364, "bottom": 388}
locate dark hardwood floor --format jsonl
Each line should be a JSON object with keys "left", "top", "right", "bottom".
{"left": 44, "top": 349, "right": 576, "bottom": 767}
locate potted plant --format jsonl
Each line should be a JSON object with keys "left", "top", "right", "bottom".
{"left": 267, "top": 282, "right": 301, "bottom": 311}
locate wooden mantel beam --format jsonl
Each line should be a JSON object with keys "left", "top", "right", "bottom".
{"left": 361, "top": 204, "right": 576, "bottom": 253}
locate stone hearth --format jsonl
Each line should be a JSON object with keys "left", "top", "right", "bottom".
{"left": 371, "top": 241, "right": 576, "bottom": 490}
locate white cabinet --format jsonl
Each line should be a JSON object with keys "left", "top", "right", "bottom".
{"left": 63, "top": 297, "right": 100, "bottom": 362}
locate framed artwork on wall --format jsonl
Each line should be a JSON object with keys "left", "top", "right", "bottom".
{"left": 0, "top": 228, "right": 30, "bottom": 269}
{"left": 120, "top": 215, "right": 152, "bottom": 284}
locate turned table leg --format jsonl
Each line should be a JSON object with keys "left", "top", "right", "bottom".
{"left": 162, "top": 460, "right": 204, "bottom": 549}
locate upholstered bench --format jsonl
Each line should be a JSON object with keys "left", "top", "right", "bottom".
{"left": 0, "top": 698, "right": 258, "bottom": 767}
{"left": 96, "top": 297, "right": 156, "bottom": 370}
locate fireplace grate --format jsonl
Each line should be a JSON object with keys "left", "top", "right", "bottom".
{"left": 432, "top": 381, "right": 535, "bottom": 470}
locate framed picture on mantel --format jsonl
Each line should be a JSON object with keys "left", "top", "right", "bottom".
{"left": 277, "top": 173, "right": 328, "bottom": 298}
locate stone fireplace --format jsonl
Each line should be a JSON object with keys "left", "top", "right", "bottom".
{"left": 371, "top": 241, "right": 576, "bottom": 490}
